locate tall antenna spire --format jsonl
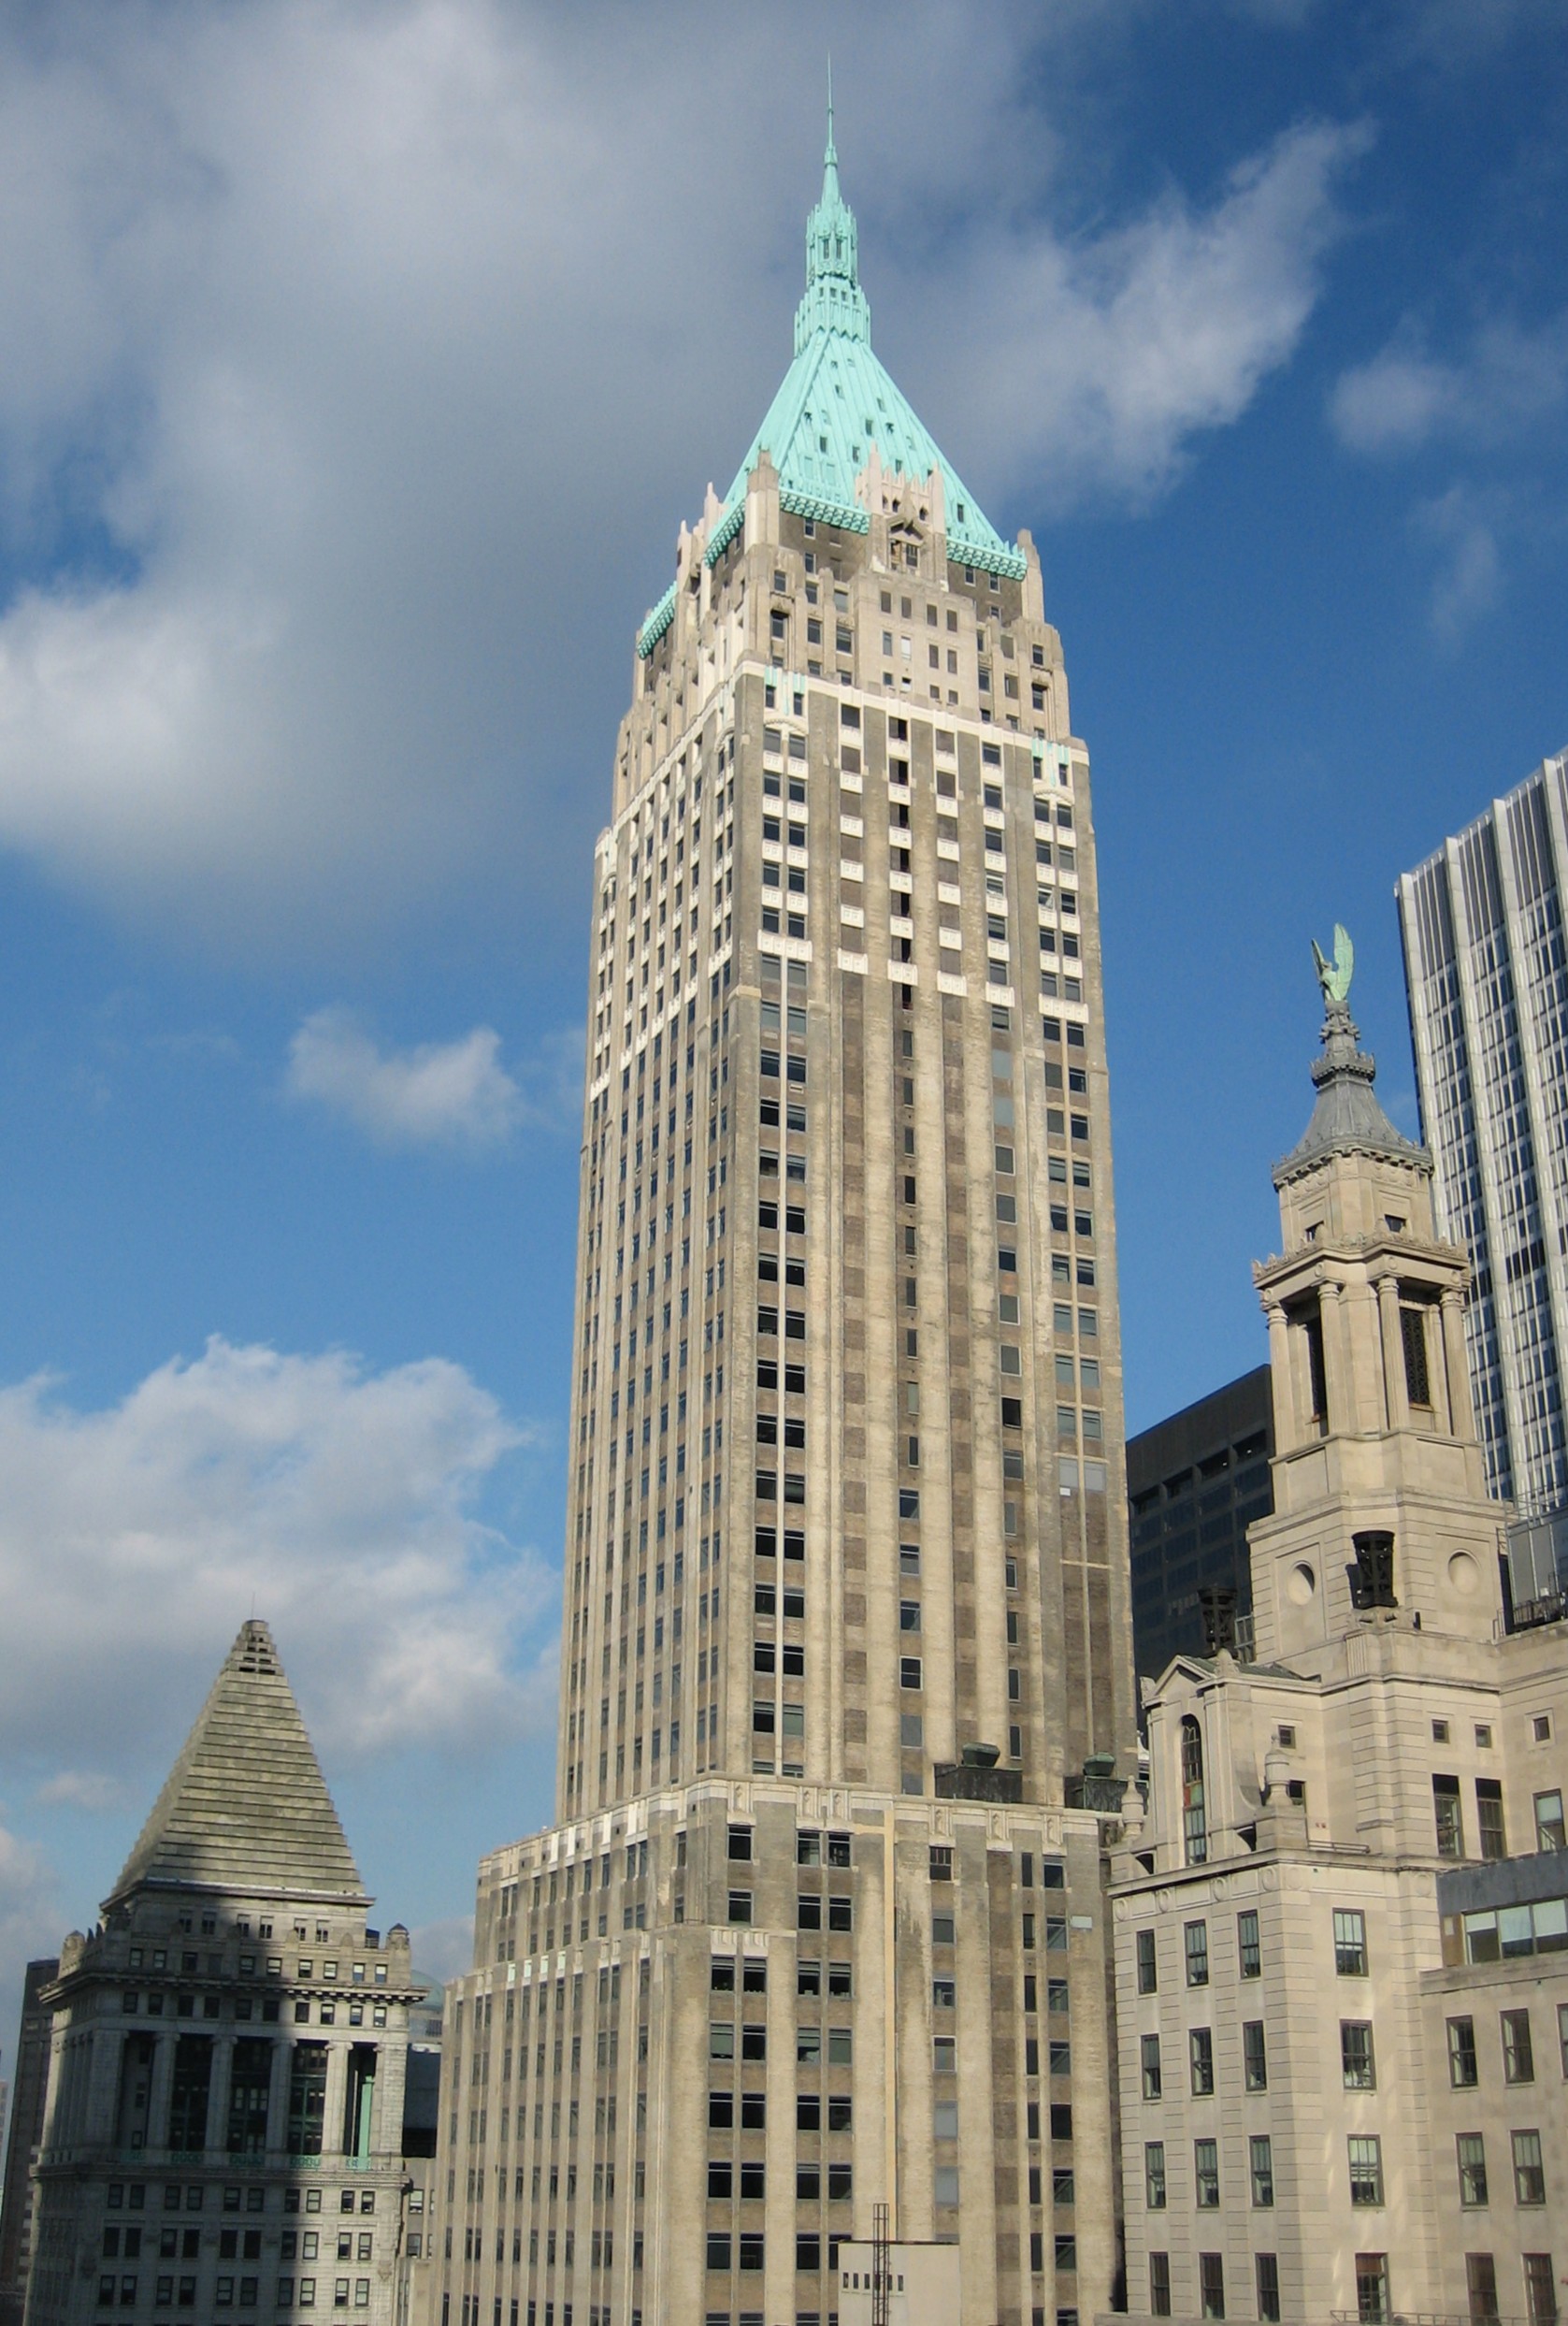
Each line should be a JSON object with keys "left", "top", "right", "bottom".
{"left": 798, "top": 70, "right": 869, "bottom": 348}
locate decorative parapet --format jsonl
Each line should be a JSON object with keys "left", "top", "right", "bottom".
{"left": 635, "top": 581, "right": 676, "bottom": 659}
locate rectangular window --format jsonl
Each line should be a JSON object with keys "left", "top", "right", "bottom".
{"left": 1475, "top": 1779, "right": 1505, "bottom": 1860}
{"left": 1249, "top": 2134, "right": 1274, "bottom": 2208}
{"left": 1522, "top": 2253, "right": 1558, "bottom": 2326}
{"left": 1256, "top": 2255, "right": 1281, "bottom": 2324}
{"left": 1341, "top": 2021, "right": 1376, "bottom": 2089}
{"left": 1144, "top": 2143, "right": 1166, "bottom": 2209}
{"left": 1512, "top": 2129, "right": 1546, "bottom": 2205}
{"left": 1135, "top": 1929, "right": 1157, "bottom": 1994}
{"left": 1536, "top": 1788, "right": 1566, "bottom": 1850}
{"left": 1184, "top": 1920, "right": 1209, "bottom": 1986}
{"left": 1149, "top": 2254, "right": 1172, "bottom": 2319}
{"left": 1334, "top": 1910, "right": 1368, "bottom": 1976}
{"left": 1466, "top": 2253, "right": 1499, "bottom": 2323}
{"left": 1401, "top": 1303, "right": 1431, "bottom": 1406}
{"left": 1237, "top": 1909, "right": 1260, "bottom": 1978}
{"left": 1140, "top": 2034, "right": 1161, "bottom": 2101}
{"left": 1357, "top": 2254, "right": 1391, "bottom": 2323}
{"left": 1194, "top": 2140, "right": 1219, "bottom": 2208}
{"left": 1342, "top": 2136, "right": 1383, "bottom": 2211}
{"left": 1503, "top": 2008, "right": 1535, "bottom": 2083}
{"left": 1448, "top": 2015, "right": 1478, "bottom": 2086}
{"left": 1188, "top": 2028, "right": 1214, "bottom": 2096}
{"left": 1434, "top": 1773, "right": 1464, "bottom": 1857}
{"left": 1199, "top": 2251, "right": 1225, "bottom": 2320}
{"left": 1243, "top": 2021, "right": 1267, "bottom": 2092}
{"left": 1456, "top": 2133, "right": 1488, "bottom": 2206}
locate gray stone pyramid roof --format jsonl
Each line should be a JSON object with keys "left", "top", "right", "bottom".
{"left": 1273, "top": 1001, "right": 1429, "bottom": 1190}
{"left": 107, "top": 1619, "right": 367, "bottom": 1910}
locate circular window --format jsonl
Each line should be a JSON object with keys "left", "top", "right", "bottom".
{"left": 1287, "top": 1563, "right": 1316, "bottom": 1606}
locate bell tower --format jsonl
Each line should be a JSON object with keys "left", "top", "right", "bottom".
{"left": 1247, "top": 927, "right": 1505, "bottom": 1665}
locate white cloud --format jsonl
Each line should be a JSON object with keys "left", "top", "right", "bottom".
{"left": 0, "top": 2, "right": 1367, "bottom": 954}
{"left": 1331, "top": 314, "right": 1568, "bottom": 455}
{"left": 917, "top": 120, "right": 1370, "bottom": 513}
{"left": 0, "top": 1818, "right": 64, "bottom": 2050}
{"left": 1418, "top": 484, "right": 1503, "bottom": 642}
{"left": 287, "top": 1009, "right": 524, "bottom": 1149}
{"left": 0, "top": 1337, "right": 558, "bottom": 1768}
{"left": 35, "top": 1770, "right": 131, "bottom": 1812}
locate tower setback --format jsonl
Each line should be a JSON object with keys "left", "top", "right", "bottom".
{"left": 430, "top": 121, "right": 1136, "bottom": 2326}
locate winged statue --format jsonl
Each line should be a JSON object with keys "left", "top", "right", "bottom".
{"left": 1312, "top": 922, "right": 1354, "bottom": 1007}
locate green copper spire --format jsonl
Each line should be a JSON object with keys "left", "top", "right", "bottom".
{"left": 639, "top": 95, "right": 1026, "bottom": 651}
{"left": 797, "top": 79, "right": 870, "bottom": 350}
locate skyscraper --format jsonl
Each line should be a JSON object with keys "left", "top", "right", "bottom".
{"left": 1398, "top": 747, "right": 1568, "bottom": 1550}
{"left": 431, "top": 117, "right": 1136, "bottom": 2326}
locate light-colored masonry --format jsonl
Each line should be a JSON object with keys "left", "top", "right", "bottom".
{"left": 1107, "top": 986, "right": 1568, "bottom": 2326}
{"left": 426, "top": 129, "right": 1138, "bottom": 2326}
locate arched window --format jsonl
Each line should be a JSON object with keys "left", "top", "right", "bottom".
{"left": 1180, "top": 1716, "right": 1208, "bottom": 1865}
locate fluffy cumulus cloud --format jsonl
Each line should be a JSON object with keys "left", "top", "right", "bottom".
{"left": 287, "top": 1010, "right": 524, "bottom": 1149}
{"left": 0, "top": 1818, "right": 65, "bottom": 2043}
{"left": 0, "top": 0, "right": 1367, "bottom": 954}
{"left": 0, "top": 1336, "right": 558, "bottom": 1771}
{"left": 1331, "top": 313, "right": 1568, "bottom": 455}
{"left": 916, "top": 119, "right": 1369, "bottom": 514}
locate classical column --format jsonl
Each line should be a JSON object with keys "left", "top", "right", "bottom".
{"left": 1318, "top": 1281, "right": 1347, "bottom": 1435}
{"left": 1265, "top": 1304, "right": 1295, "bottom": 1450}
{"left": 324, "top": 2039, "right": 350, "bottom": 2159}
{"left": 146, "top": 2032, "right": 177, "bottom": 2159}
{"left": 266, "top": 2036, "right": 294, "bottom": 2159}
{"left": 1441, "top": 1289, "right": 1470, "bottom": 1437}
{"left": 1376, "top": 1276, "right": 1408, "bottom": 1430}
{"left": 206, "top": 2035, "right": 236, "bottom": 2160}
{"left": 86, "top": 2022, "right": 126, "bottom": 2151}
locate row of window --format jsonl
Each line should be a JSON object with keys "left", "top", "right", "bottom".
{"left": 1135, "top": 1906, "right": 1264, "bottom": 1992}
{"left": 1455, "top": 2128, "right": 1552, "bottom": 2206}
{"left": 1447, "top": 2003, "right": 1568, "bottom": 2086}
{"left": 706, "top": 2161, "right": 853, "bottom": 2200}
{"left": 94, "top": 2275, "right": 369, "bottom": 2310}
{"left": 103, "top": 2187, "right": 373, "bottom": 2217}
{"left": 707, "top": 2024, "right": 853, "bottom": 2064}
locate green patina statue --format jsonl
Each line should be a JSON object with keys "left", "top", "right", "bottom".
{"left": 1312, "top": 922, "right": 1355, "bottom": 1008}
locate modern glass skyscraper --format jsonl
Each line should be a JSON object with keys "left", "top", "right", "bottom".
{"left": 1398, "top": 747, "right": 1568, "bottom": 1532}
{"left": 431, "top": 120, "right": 1136, "bottom": 2326}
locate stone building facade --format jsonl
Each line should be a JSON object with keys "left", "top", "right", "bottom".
{"left": 429, "top": 117, "right": 1136, "bottom": 2326}
{"left": 1, "top": 1961, "right": 61, "bottom": 2326}
{"left": 22, "top": 1621, "right": 429, "bottom": 2326}
{"left": 1107, "top": 975, "right": 1568, "bottom": 2326}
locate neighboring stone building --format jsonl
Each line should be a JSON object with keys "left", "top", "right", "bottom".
{"left": 430, "top": 113, "right": 1136, "bottom": 2326}
{"left": 22, "top": 1621, "right": 429, "bottom": 2326}
{"left": 1398, "top": 748, "right": 1568, "bottom": 1539}
{"left": 1, "top": 1962, "right": 61, "bottom": 2326}
{"left": 1107, "top": 964, "right": 1568, "bottom": 2326}
{"left": 1127, "top": 1371, "right": 1273, "bottom": 1681}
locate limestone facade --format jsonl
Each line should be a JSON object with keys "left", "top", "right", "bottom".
{"left": 429, "top": 124, "right": 1135, "bottom": 2326}
{"left": 1107, "top": 989, "right": 1568, "bottom": 2326}
{"left": 22, "top": 1622, "right": 429, "bottom": 2326}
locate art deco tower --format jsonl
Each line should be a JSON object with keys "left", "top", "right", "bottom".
{"left": 432, "top": 120, "right": 1136, "bottom": 2326}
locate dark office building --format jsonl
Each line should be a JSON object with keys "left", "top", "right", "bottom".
{"left": 1127, "top": 1365, "right": 1274, "bottom": 1680}
{"left": 0, "top": 1960, "right": 59, "bottom": 2326}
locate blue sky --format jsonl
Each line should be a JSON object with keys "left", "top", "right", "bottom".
{"left": 1, "top": 0, "right": 1566, "bottom": 2041}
